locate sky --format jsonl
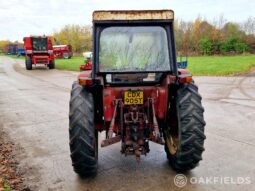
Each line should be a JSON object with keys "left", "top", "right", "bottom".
{"left": 0, "top": 0, "right": 254, "bottom": 41}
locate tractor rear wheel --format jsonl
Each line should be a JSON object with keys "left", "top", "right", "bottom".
{"left": 164, "top": 83, "right": 206, "bottom": 171}
{"left": 48, "top": 60, "right": 55, "bottom": 69}
{"left": 69, "top": 82, "right": 98, "bottom": 177}
{"left": 25, "top": 57, "right": 32, "bottom": 70}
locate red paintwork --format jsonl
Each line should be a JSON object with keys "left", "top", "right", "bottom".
{"left": 53, "top": 45, "right": 73, "bottom": 59}
{"left": 103, "top": 86, "right": 167, "bottom": 122}
{"left": 23, "top": 37, "right": 32, "bottom": 50}
{"left": 80, "top": 58, "right": 92, "bottom": 71}
{"left": 32, "top": 55, "right": 49, "bottom": 64}
{"left": 78, "top": 73, "right": 180, "bottom": 157}
{"left": 100, "top": 81, "right": 171, "bottom": 157}
{"left": 23, "top": 36, "right": 54, "bottom": 65}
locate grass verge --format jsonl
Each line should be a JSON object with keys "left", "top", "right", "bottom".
{"left": 2, "top": 54, "right": 255, "bottom": 76}
{"left": 55, "top": 57, "right": 83, "bottom": 71}
{"left": 188, "top": 55, "right": 255, "bottom": 76}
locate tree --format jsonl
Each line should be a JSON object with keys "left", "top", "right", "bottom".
{"left": 222, "top": 22, "right": 243, "bottom": 38}
{"left": 0, "top": 40, "right": 11, "bottom": 53}
{"left": 212, "top": 14, "right": 227, "bottom": 29}
{"left": 199, "top": 38, "right": 213, "bottom": 55}
{"left": 242, "top": 17, "right": 255, "bottom": 35}
{"left": 191, "top": 18, "right": 217, "bottom": 53}
{"left": 49, "top": 17, "right": 255, "bottom": 55}
{"left": 234, "top": 43, "right": 249, "bottom": 53}
{"left": 53, "top": 25, "right": 92, "bottom": 53}
{"left": 174, "top": 19, "right": 193, "bottom": 54}
{"left": 219, "top": 37, "right": 238, "bottom": 54}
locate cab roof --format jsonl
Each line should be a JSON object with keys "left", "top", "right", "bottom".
{"left": 93, "top": 10, "right": 174, "bottom": 21}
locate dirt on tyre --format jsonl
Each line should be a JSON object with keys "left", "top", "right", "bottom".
{"left": 69, "top": 81, "right": 98, "bottom": 177}
{"left": 25, "top": 57, "right": 32, "bottom": 70}
{"left": 164, "top": 83, "right": 206, "bottom": 171}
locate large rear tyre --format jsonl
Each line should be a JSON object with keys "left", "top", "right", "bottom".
{"left": 69, "top": 82, "right": 98, "bottom": 177}
{"left": 164, "top": 83, "right": 206, "bottom": 171}
{"left": 48, "top": 60, "right": 55, "bottom": 69}
{"left": 25, "top": 57, "right": 32, "bottom": 70}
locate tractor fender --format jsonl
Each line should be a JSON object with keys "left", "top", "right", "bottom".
{"left": 77, "top": 70, "right": 92, "bottom": 80}
{"left": 157, "top": 88, "right": 167, "bottom": 119}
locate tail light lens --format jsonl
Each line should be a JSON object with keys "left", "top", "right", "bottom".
{"left": 78, "top": 77, "right": 93, "bottom": 86}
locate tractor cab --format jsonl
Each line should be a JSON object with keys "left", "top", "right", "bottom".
{"left": 32, "top": 37, "right": 48, "bottom": 51}
{"left": 92, "top": 10, "right": 177, "bottom": 84}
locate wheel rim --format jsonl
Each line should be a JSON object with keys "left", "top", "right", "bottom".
{"left": 165, "top": 130, "right": 179, "bottom": 155}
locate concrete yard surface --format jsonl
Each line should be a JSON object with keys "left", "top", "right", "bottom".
{"left": 0, "top": 56, "right": 255, "bottom": 191}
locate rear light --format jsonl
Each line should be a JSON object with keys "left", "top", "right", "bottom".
{"left": 78, "top": 77, "right": 93, "bottom": 86}
{"left": 178, "top": 69, "right": 193, "bottom": 84}
{"left": 179, "top": 75, "right": 193, "bottom": 83}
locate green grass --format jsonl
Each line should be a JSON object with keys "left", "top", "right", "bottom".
{"left": 2, "top": 54, "right": 255, "bottom": 76}
{"left": 0, "top": 53, "right": 25, "bottom": 59}
{"left": 187, "top": 55, "right": 255, "bottom": 76}
{"left": 55, "top": 57, "right": 84, "bottom": 71}
{"left": 55, "top": 55, "right": 255, "bottom": 76}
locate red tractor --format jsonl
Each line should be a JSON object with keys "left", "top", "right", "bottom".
{"left": 53, "top": 44, "right": 73, "bottom": 59}
{"left": 69, "top": 10, "right": 206, "bottom": 177}
{"left": 23, "top": 36, "right": 55, "bottom": 70}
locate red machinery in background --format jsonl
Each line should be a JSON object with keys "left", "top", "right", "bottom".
{"left": 80, "top": 51, "right": 92, "bottom": 71}
{"left": 23, "top": 36, "right": 55, "bottom": 70}
{"left": 53, "top": 45, "right": 73, "bottom": 59}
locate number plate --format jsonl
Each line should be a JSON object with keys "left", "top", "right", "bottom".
{"left": 124, "top": 91, "right": 143, "bottom": 105}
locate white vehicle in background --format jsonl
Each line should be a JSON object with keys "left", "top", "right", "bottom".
{"left": 83, "top": 51, "right": 93, "bottom": 61}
